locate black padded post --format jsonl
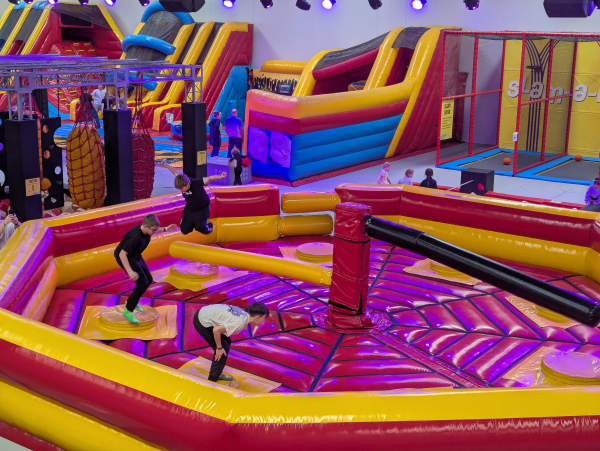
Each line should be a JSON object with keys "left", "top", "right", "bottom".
{"left": 0, "top": 112, "right": 8, "bottom": 201}
{"left": 40, "top": 117, "right": 64, "bottom": 210}
{"left": 182, "top": 102, "right": 207, "bottom": 179}
{"left": 103, "top": 109, "right": 134, "bottom": 206}
{"left": 5, "top": 118, "right": 42, "bottom": 221}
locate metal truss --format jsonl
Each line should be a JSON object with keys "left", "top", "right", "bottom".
{"left": 0, "top": 56, "right": 203, "bottom": 120}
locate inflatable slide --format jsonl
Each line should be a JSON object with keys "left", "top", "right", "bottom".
{"left": 0, "top": 2, "right": 27, "bottom": 53}
{"left": 148, "top": 21, "right": 253, "bottom": 131}
{"left": 0, "top": 1, "right": 122, "bottom": 114}
{"left": 245, "top": 26, "right": 459, "bottom": 182}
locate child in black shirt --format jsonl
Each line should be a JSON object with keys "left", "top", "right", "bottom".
{"left": 420, "top": 168, "right": 438, "bottom": 189}
{"left": 114, "top": 214, "right": 176, "bottom": 323}
{"left": 163, "top": 163, "right": 226, "bottom": 235}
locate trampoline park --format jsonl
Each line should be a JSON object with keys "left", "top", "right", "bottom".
{"left": 436, "top": 30, "right": 600, "bottom": 186}
{"left": 5, "top": 2, "right": 600, "bottom": 451}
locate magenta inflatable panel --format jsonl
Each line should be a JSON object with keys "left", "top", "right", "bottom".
{"left": 43, "top": 237, "right": 600, "bottom": 392}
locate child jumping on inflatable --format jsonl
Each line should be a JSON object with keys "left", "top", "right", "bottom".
{"left": 194, "top": 302, "right": 269, "bottom": 381}
{"left": 163, "top": 163, "right": 226, "bottom": 235}
{"left": 115, "top": 214, "right": 176, "bottom": 324}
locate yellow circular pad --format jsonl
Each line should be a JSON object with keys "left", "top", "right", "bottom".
{"left": 169, "top": 262, "right": 219, "bottom": 281}
{"left": 99, "top": 305, "right": 159, "bottom": 332}
{"left": 541, "top": 352, "right": 600, "bottom": 385}
{"left": 296, "top": 242, "right": 334, "bottom": 264}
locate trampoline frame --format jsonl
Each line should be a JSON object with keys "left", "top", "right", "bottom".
{"left": 436, "top": 31, "right": 600, "bottom": 176}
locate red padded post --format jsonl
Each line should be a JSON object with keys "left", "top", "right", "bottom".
{"left": 327, "top": 202, "right": 374, "bottom": 330}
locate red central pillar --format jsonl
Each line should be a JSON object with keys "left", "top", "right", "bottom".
{"left": 326, "top": 202, "right": 375, "bottom": 330}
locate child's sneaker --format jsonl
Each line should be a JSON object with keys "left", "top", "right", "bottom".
{"left": 123, "top": 310, "right": 140, "bottom": 324}
{"left": 201, "top": 222, "right": 214, "bottom": 235}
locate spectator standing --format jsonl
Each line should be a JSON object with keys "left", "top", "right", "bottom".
{"left": 92, "top": 85, "right": 106, "bottom": 114}
{"left": 209, "top": 111, "right": 222, "bottom": 157}
{"left": 79, "top": 90, "right": 101, "bottom": 128}
{"left": 420, "top": 168, "right": 438, "bottom": 189}
{"left": 224, "top": 109, "right": 244, "bottom": 158}
{"left": 229, "top": 148, "right": 243, "bottom": 185}
{"left": 377, "top": 162, "right": 392, "bottom": 185}
{"left": 398, "top": 168, "right": 414, "bottom": 185}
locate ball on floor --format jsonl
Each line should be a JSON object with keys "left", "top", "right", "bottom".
{"left": 503, "top": 157, "right": 510, "bottom": 165}
{"left": 575, "top": 154, "right": 582, "bottom": 161}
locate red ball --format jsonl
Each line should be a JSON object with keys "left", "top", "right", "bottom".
{"left": 503, "top": 157, "right": 511, "bottom": 165}
{"left": 575, "top": 154, "right": 582, "bottom": 161}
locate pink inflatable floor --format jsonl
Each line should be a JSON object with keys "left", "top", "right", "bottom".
{"left": 42, "top": 237, "right": 600, "bottom": 392}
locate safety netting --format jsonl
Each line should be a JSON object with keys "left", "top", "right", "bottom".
{"left": 435, "top": 31, "right": 591, "bottom": 176}
{"left": 66, "top": 92, "right": 106, "bottom": 209}
{"left": 131, "top": 86, "right": 155, "bottom": 200}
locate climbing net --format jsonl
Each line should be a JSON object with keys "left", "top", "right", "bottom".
{"left": 65, "top": 90, "right": 106, "bottom": 209}
{"left": 131, "top": 85, "right": 155, "bottom": 200}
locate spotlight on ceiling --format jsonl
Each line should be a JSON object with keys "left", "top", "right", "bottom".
{"left": 464, "top": 0, "right": 479, "bottom": 10}
{"left": 47, "top": 0, "right": 58, "bottom": 5}
{"left": 105, "top": 0, "right": 115, "bottom": 5}
{"left": 25, "top": 0, "right": 33, "bottom": 4}
{"left": 593, "top": 0, "right": 600, "bottom": 8}
{"left": 223, "top": 0, "right": 235, "bottom": 7}
{"left": 368, "top": 0, "right": 382, "bottom": 9}
{"left": 411, "top": 0, "right": 426, "bottom": 10}
{"left": 260, "top": 0, "right": 273, "bottom": 7}
{"left": 78, "top": 0, "right": 88, "bottom": 4}
{"left": 8, "top": 0, "right": 21, "bottom": 5}
{"left": 322, "top": 0, "right": 335, "bottom": 9}
{"left": 139, "top": 0, "right": 150, "bottom": 5}
{"left": 296, "top": 0, "right": 310, "bottom": 10}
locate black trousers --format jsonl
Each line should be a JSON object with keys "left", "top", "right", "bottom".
{"left": 181, "top": 206, "right": 211, "bottom": 235}
{"left": 227, "top": 137, "right": 242, "bottom": 158}
{"left": 116, "top": 256, "right": 153, "bottom": 312}
{"left": 193, "top": 313, "right": 232, "bottom": 382}
{"left": 233, "top": 171, "right": 242, "bottom": 185}
{"left": 210, "top": 139, "right": 221, "bottom": 157}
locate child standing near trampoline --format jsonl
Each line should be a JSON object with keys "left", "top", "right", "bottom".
{"left": 377, "top": 162, "right": 392, "bottom": 184}
{"left": 420, "top": 168, "right": 438, "bottom": 189}
{"left": 163, "top": 163, "right": 227, "bottom": 235}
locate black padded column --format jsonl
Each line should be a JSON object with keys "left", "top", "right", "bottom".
{"left": 0, "top": 112, "right": 9, "bottom": 201}
{"left": 5, "top": 118, "right": 42, "bottom": 221}
{"left": 182, "top": 102, "right": 207, "bottom": 179}
{"left": 103, "top": 109, "right": 134, "bottom": 206}
{"left": 40, "top": 117, "right": 64, "bottom": 210}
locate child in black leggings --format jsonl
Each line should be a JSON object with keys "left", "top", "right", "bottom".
{"left": 114, "top": 214, "right": 176, "bottom": 324}
{"left": 163, "top": 163, "right": 226, "bottom": 235}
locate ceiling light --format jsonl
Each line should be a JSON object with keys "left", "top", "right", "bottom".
{"left": 464, "top": 0, "right": 479, "bottom": 10}
{"left": 411, "top": 0, "right": 426, "bottom": 10}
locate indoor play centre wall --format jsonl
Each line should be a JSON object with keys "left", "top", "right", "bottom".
{"left": 2, "top": 185, "right": 600, "bottom": 450}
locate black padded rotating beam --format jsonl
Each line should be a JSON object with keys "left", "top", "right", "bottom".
{"left": 5, "top": 118, "right": 42, "bottom": 221}
{"left": 365, "top": 216, "right": 600, "bottom": 327}
{"left": 103, "top": 109, "right": 134, "bottom": 206}
{"left": 182, "top": 102, "right": 207, "bottom": 179}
